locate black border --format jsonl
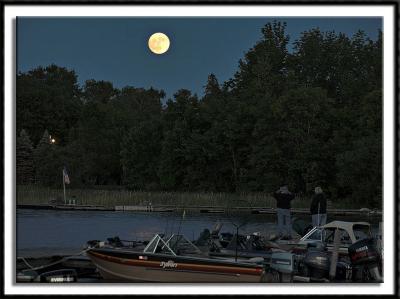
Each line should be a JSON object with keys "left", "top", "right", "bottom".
{"left": 1, "top": 1, "right": 398, "bottom": 298}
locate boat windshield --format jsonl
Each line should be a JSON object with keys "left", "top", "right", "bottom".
{"left": 306, "top": 229, "right": 323, "bottom": 241}
{"left": 353, "top": 224, "right": 371, "bottom": 241}
{"left": 324, "top": 228, "right": 352, "bottom": 245}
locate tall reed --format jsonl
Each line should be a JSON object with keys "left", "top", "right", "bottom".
{"left": 16, "top": 185, "right": 360, "bottom": 209}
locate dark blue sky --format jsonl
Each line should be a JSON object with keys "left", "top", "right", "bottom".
{"left": 17, "top": 17, "right": 381, "bottom": 100}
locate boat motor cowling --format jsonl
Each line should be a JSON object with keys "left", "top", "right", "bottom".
{"left": 348, "top": 238, "right": 379, "bottom": 266}
{"left": 303, "top": 243, "right": 330, "bottom": 280}
{"left": 348, "top": 238, "right": 382, "bottom": 282}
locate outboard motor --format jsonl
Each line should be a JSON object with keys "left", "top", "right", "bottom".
{"left": 348, "top": 238, "right": 382, "bottom": 282}
{"left": 39, "top": 269, "right": 78, "bottom": 283}
{"left": 270, "top": 252, "right": 296, "bottom": 282}
{"left": 263, "top": 252, "right": 302, "bottom": 283}
{"left": 303, "top": 242, "right": 330, "bottom": 281}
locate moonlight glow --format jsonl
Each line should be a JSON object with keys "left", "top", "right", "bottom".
{"left": 148, "top": 32, "right": 170, "bottom": 54}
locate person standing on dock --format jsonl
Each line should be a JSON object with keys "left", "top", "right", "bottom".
{"left": 310, "top": 186, "right": 327, "bottom": 226}
{"left": 273, "top": 185, "right": 295, "bottom": 239}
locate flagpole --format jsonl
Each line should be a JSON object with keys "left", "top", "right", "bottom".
{"left": 63, "top": 171, "right": 66, "bottom": 205}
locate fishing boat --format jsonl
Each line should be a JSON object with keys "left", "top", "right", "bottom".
{"left": 274, "top": 221, "right": 374, "bottom": 255}
{"left": 204, "top": 221, "right": 382, "bottom": 283}
{"left": 86, "top": 233, "right": 265, "bottom": 282}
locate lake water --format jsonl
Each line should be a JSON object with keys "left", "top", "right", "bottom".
{"left": 16, "top": 209, "right": 381, "bottom": 257}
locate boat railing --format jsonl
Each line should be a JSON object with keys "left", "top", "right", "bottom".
{"left": 143, "top": 234, "right": 202, "bottom": 256}
{"left": 164, "top": 234, "right": 202, "bottom": 255}
{"left": 143, "top": 234, "right": 177, "bottom": 256}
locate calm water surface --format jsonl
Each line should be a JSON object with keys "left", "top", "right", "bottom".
{"left": 16, "top": 209, "right": 380, "bottom": 257}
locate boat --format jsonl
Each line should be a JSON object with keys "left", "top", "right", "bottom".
{"left": 207, "top": 221, "right": 382, "bottom": 283}
{"left": 274, "top": 221, "right": 374, "bottom": 256}
{"left": 86, "top": 233, "right": 265, "bottom": 282}
{"left": 16, "top": 254, "right": 98, "bottom": 283}
{"left": 17, "top": 268, "right": 78, "bottom": 283}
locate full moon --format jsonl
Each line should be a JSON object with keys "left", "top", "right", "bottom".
{"left": 148, "top": 32, "right": 170, "bottom": 55}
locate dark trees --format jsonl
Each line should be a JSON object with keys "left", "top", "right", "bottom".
{"left": 17, "top": 65, "right": 82, "bottom": 145}
{"left": 119, "top": 87, "right": 164, "bottom": 190}
{"left": 33, "top": 130, "right": 63, "bottom": 186}
{"left": 16, "top": 22, "right": 382, "bottom": 206}
{"left": 16, "top": 129, "right": 34, "bottom": 184}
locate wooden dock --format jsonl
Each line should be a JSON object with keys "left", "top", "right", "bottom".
{"left": 17, "top": 204, "right": 114, "bottom": 211}
{"left": 17, "top": 204, "right": 382, "bottom": 217}
{"left": 251, "top": 207, "right": 382, "bottom": 216}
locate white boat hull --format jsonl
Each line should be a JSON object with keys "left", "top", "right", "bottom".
{"left": 88, "top": 250, "right": 263, "bottom": 283}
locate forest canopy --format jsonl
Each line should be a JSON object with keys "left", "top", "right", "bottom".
{"left": 16, "top": 22, "right": 382, "bottom": 207}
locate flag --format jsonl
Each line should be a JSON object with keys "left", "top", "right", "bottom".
{"left": 63, "top": 167, "right": 70, "bottom": 184}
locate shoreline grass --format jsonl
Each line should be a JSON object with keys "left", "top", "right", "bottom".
{"left": 16, "top": 185, "right": 368, "bottom": 210}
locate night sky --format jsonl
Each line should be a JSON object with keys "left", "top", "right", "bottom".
{"left": 17, "top": 17, "right": 382, "bottom": 100}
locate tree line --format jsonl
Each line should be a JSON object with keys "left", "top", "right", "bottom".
{"left": 16, "top": 22, "right": 382, "bottom": 207}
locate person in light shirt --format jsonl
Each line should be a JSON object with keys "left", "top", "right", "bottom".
{"left": 310, "top": 186, "right": 327, "bottom": 226}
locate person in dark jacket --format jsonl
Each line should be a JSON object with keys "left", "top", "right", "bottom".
{"left": 273, "top": 185, "right": 295, "bottom": 239}
{"left": 310, "top": 186, "right": 327, "bottom": 226}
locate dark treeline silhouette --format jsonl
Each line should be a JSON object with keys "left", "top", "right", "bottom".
{"left": 16, "top": 22, "right": 382, "bottom": 207}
